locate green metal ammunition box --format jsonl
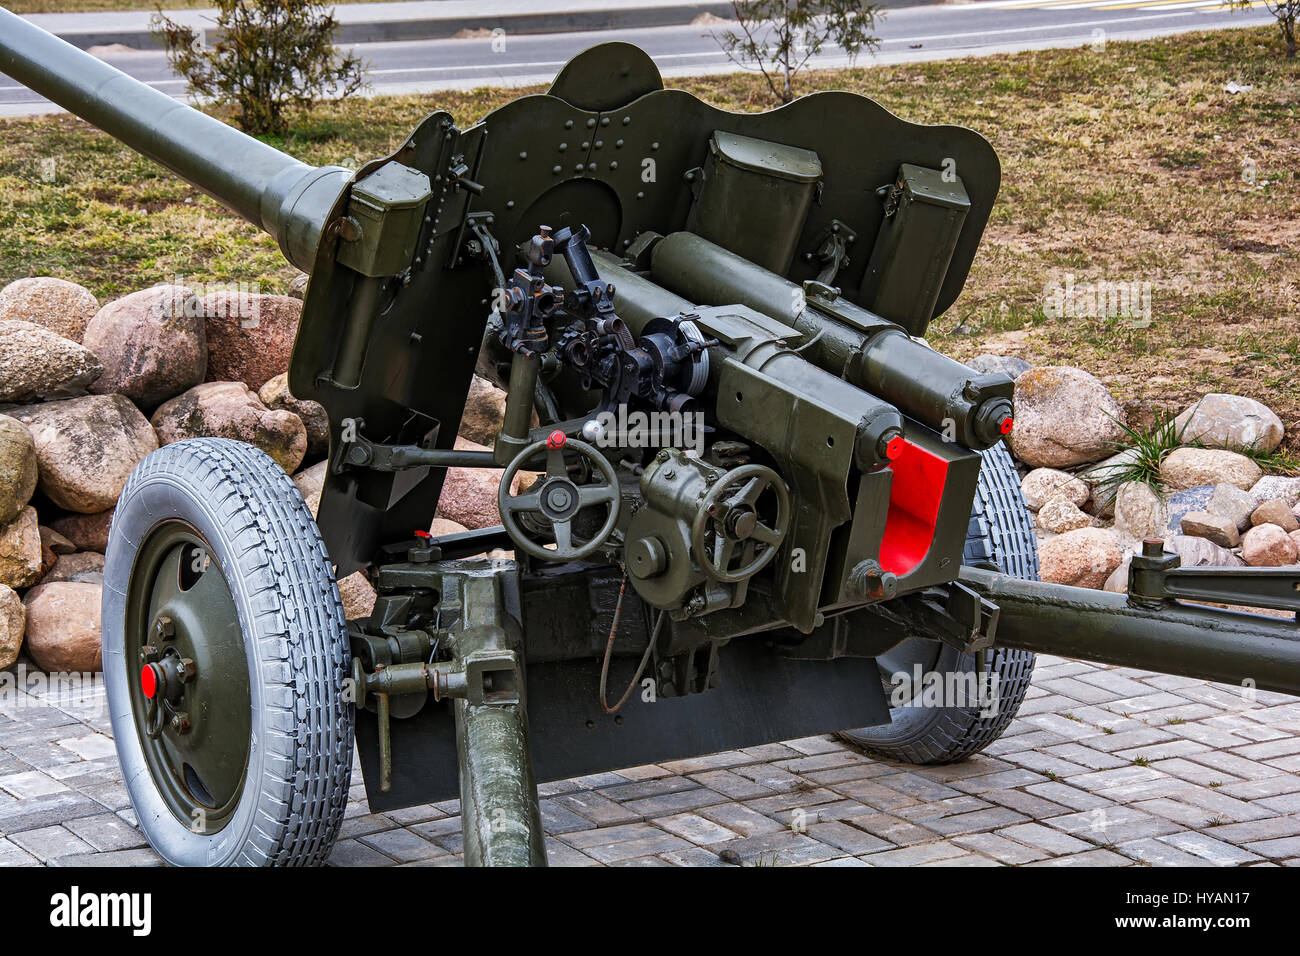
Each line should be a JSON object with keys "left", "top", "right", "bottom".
{"left": 336, "top": 162, "right": 433, "bottom": 278}
{"left": 859, "top": 163, "right": 971, "bottom": 336}
{"left": 686, "top": 130, "right": 823, "bottom": 275}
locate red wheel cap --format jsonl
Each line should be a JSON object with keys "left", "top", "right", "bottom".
{"left": 546, "top": 430, "right": 567, "bottom": 449}
{"left": 141, "top": 664, "right": 158, "bottom": 699}
{"left": 999, "top": 416, "right": 1014, "bottom": 435}
{"left": 884, "top": 435, "right": 906, "bottom": 461}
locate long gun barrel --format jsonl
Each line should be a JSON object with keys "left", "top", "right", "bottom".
{"left": 0, "top": 7, "right": 349, "bottom": 272}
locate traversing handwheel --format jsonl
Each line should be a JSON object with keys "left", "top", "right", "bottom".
{"left": 499, "top": 430, "right": 620, "bottom": 561}
{"left": 690, "top": 463, "right": 790, "bottom": 583}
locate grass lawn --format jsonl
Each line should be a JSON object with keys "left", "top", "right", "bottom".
{"left": 1, "top": 27, "right": 1297, "bottom": 455}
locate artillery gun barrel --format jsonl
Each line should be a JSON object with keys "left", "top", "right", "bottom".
{"left": 0, "top": 8, "right": 349, "bottom": 272}
{"left": 963, "top": 566, "right": 1300, "bottom": 697}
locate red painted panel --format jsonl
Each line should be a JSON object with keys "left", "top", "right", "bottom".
{"left": 879, "top": 440, "right": 949, "bottom": 576}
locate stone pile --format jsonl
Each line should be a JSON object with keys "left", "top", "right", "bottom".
{"left": 0, "top": 276, "right": 510, "bottom": 674}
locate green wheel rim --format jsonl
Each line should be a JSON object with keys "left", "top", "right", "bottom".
{"left": 126, "top": 521, "right": 252, "bottom": 833}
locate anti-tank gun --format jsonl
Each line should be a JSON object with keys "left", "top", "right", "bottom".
{"left": 3, "top": 16, "right": 1299, "bottom": 867}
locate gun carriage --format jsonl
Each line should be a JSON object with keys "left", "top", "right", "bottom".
{"left": 3, "top": 14, "right": 1298, "bottom": 866}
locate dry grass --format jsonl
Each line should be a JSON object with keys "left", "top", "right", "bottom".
{"left": 1, "top": 26, "right": 1296, "bottom": 450}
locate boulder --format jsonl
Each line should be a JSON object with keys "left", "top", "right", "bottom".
{"left": 258, "top": 373, "right": 329, "bottom": 458}
{"left": 1113, "top": 481, "right": 1168, "bottom": 540}
{"left": 1251, "top": 499, "right": 1299, "bottom": 533}
{"left": 458, "top": 375, "right": 508, "bottom": 447}
{"left": 292, "top": 459, "right": 329, "bottom": 516}
{"left": 1241, "top": 524, "right": 1298, "bottom": 567}
{"left": 49, "top": 508, "right": 114, "bottom": 553}
{"left": 339, "top": 571, "right": 376, "bottom": 621}
{"left": 83, "top": 285, "right": 207, "bottom": 408}
{"left": 1080, "top": 448, "right": 1141, "bottom": 517}
{"left": 1291, "top": 529, "right": 1300, "bottom": 557}
{"left": 1173, "top": 393, "right": 1284, "bottom": 454}
{"left": 287, "top": 273, "right": 310, "bottom": 300}
{"left": 38, "top": 524, "right": 76, "bottom": 577}
{"left": 151, "top": 382, "right": 306, "bottom": 473}
{"left": 1249, "top": 476, "right": 1300, "bottom": 509}
{"left": 22, "top": 581, "right": 102, "bottom": 672}
{"left": 436, "top": 436, "right": 519, "bottom": 531}
{"left": 0, "top": 319, "right": 103, "bottom": 402}
{"left": 1104, "top": 534, "right": 1244, "bottom": 593}
{"left": 966, "top": 354, "right": 1032, "bottom": 379}
{"left": 1037, "top": 499, "right": 1094, "bottom": 533}
{"left": 201, "top": 292, "right": 301, "bottom": 389}
{"left": 1159, "top": 448, "right": 1261, "bottom": 492}
{"left": 1007, "top": 366, "right": 1125, "bottom": 468}
{"left": 42, "top": 551, "right": 105, "bottom": 584}
{"left": 0, "top": 277, "right": 99, "bottom": 342}
{"left": 1179, "top": 511, "right": 1240, "bottom": 549}
{"left": 9, "top": 394, "right": 157, "bottom": 513}
{"left": 1038, "top": 527, "right": 1125, "bottom": 589}
{"left": 1163, "top": 484, "right": 1215, "bottom": 535}
{"left": 1206, "top": 482, "right": 1257, "bottom": 532}
{"left": 0, "top": 414, "right": 38, "bottom": 524}
{"left": 0, "top": 583, "right": 23, "bottom": 670}
{"left": 429, "top": 517, "right": 469, "bottom": 536}
{"left": 0, "top": 506, "right": 43, "bottom": 589}
{"left": 1020, "top": 467, "right": 1088, "bottom": 511}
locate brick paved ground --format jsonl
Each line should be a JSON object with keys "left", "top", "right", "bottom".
{"left": 2, "top": 654, "right": 1298, "bottom": 867}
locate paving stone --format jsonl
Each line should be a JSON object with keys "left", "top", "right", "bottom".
{"left": 623, "top": 786, "right": 729, "bottom": 817}
{"left": 846, "top": 812, "right": 943, "bottom": 847}
{"left": 859, "top": 842, "right": 971, "bottom": 866}
{"left": 951, "top": 768, "right": 1052, "bottom": 794}
{"left": 996, "top": 822, "right": 1093, "bottom": 856}
{"left": 359, "top": 828, "right": 446, "bottom": 863}
{"left": 583, "top": 831, "right": 694, "bottom": 864}
{"left": 952, "top": 831, "right": 1048, "bottom": 864}
{"left": 556, "top": 789, "right": 643, "bottom": 826}
{"left": 653, "top": 812, "right": 739, "bottom": 845}
{"left": 328, "top": 838, "right": 399, "bottom": 866}
{"left": 804, "top": 820, "right": 892, "bottom": 855}
{"left": 918, "top": 806, "right": 1030, "bottom": 837}
{"left": 1023, "top": 781, "right": 1115, "bottom": 812}
{"left": 50, "top": 848, "right": 163, "bottom": 867}
{"left": 9, "top": 825, "right": 92, "bottom": 861}
{"left": 697, "top": 802, "right": 786, "bottom": 838}
{"left": 1161, "top": 831, "right": 1263, "bottom": 866}
{"left": 1048, "top": 805, "right": 1183, "bottom": 844}
{"left": 685, "top": 769, "right": 777, "bottom": 799}
{"left": 1117, "top": 837, "right": 1216, "bottom": 866}
{"left": 1243, "top": 837, "right": 1300, "bottom": 860}
{"left": 979, "top": 788, "right": 1071, "bottom": 819}
{"left": 1025, "top": 849, "right": 1135, "bottom": 867}
{"left": 63, "top": 812, "right": 146, "bottom": 851}
{"left": 539, "top": 798, "right": 598, "bottom": 834}
{"left": 1041, "top": 743, "right": 1130, "bottom": 771}
{"left": 0, "top": 838, "right": 38, "bottom": 866}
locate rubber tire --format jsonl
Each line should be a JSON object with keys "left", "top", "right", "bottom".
{"left": 839, "top": 441, "right": 1038, "bottom": 764}
{"left": 102, "top": 438, "right": 353, "bottom": 866}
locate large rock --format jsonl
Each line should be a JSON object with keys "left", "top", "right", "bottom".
{"left": 1173, "top": 393, "right": 1284, "bottom": 454}
{"left": 1206, "top": 482, "right": 1257, "bottom": 532}
{"left": 1080, "top": 448, "right": 1141, "bottom": 517}
{"left": 1020, "top": 467, "right": 1088, "bottom": 511}
{"left": 1113, "top": 481, "right": 1168, "bottom": 540}
{"left": 22, "top": 581, "right": 102, "bottom": 672}
{"left": 292, "top": 459, "right": 328, "bottom": 516}
{"left": 10, "top": 394, "right": 158, "bottom": 512}
{"left": 42, "top": 551, "right": 105, "bottom": 584}
{"left": 49, "top": 508, "right": 114, "bottom": 553}
{"left": 436, "top": 436, "right": 519, "bottom": 530}
{"left": 1159, "top": 447, "right": 1262, "bottom": 492}
{"left": 0, "top": 506, "right": 42, "bottom": 589}
{"left": 339, "top": 571, "right": 376, "bottom": 621}
{"left": 1179, "top": 511, "right": 1240, "bottom": 549}
{"left": 202, "top": 292, "right": 301, "bottom": 390}
{"left": 151, "top": 382, "right": 306, "bottom": 473}
{"left": 1163, "top": 484, "right": 1215, "bottom": 535}
{"left": 0, "top": 319, "right": 103, "bottom": 402}
{"left": 1037, "top": 499, "right": 1093, "bottom": 533}
{"left": 1104, "top": 535, "right": 1244, "bottom": 592}
{"left": 430, "top": 517, "right": 469, "bottom": 536}
{"left": 1007, "top": 366, "right": 1125, "bottom": 468}
{"left": 1241, "top": 524, "right": 1298, "bottom": 567}
{"left": 0, "top": 414, "right": 38, "bottom": 524}
{"left": 38, "top": 524, "right": 76, "bottom": 578}
{"left": 1251, "top": 499, "right": 1299, "bottom": 533}
{"left": 966, "top": 354, "right": 1032, "bottom": 380}
{"left": 1038, "top": 527, "right": 1125, "bottom": 589}
{"left": 0, "top": 277, "right": 99, "bottom": 342}
{"left": 258, "top": 373, "right": 329, "bottom": 459}
{"left": 458, "top": 375, "right": 508, "bottom": 447}
{"left": 1249, "top": 476, "right": 1300, "bottom": 509}
{"left": 83, "top": 285, "right": 207, "bottom": 408}
{"left": 0, "top": 583, "right": 23, "bottom": 670}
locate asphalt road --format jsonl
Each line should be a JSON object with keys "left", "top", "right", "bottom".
{"left": 0, "top": 0, "right": 1279, "bottom": 115}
